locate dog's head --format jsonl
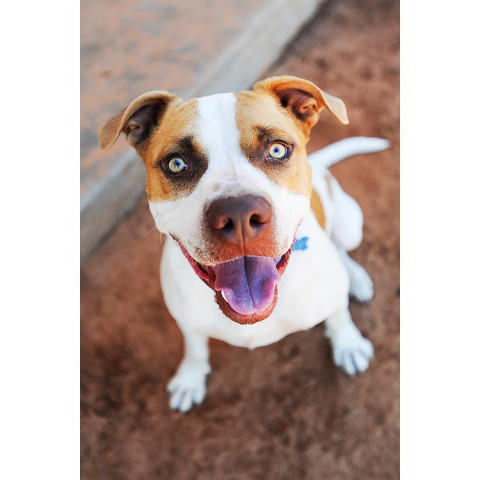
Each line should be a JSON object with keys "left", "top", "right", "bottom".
{"left": 99, "top": 76, "right": 348, "bottom": 324}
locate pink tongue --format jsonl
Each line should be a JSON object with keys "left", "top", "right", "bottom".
{"left": 213, "top": 256, "right": 281, "bottom": 316}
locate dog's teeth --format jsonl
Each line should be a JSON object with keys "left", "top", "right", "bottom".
{"left": 221, "top": 290, "right": 227, "bottom": 301}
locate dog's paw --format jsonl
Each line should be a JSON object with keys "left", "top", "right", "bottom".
{"left": 329, "top": 324, "right": 374, "bottom": 376}
{"left": 349, "top": 264, "right": 374, "bottom": 303}
{"left": 167, "top": 364, "right": 208, "bottom": 412}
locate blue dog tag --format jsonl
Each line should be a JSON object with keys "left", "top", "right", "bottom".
{"left": 292, "top": 236, "right": 309, "bottom": 252}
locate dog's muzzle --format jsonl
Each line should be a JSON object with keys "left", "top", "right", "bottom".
{"left": 177, "top": 195, "right": 293, "bottom": 324}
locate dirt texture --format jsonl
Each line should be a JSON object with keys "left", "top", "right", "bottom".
{"left": 81, "top": 0, "right": 399, "bottom": 478}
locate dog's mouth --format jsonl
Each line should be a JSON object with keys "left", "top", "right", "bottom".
{"left": 178, "top": 243, "right": 293, "bottom": 325}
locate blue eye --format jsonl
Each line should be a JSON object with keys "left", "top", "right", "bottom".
{"left": 168, "top": 157, "right": 187, "bottom": 173}
{"left": 268, "top": 143, "right": 288, "bottom": 159}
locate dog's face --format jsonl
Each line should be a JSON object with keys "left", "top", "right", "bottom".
{"left": 99, "top": 76, "right": 348, "bottom": 324}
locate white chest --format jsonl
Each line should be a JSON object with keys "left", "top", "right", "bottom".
{"left": 160, "top": 211, "right": 349, "bottom": 349}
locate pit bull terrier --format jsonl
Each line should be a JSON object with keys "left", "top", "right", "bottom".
{"left": 99, "top": 76, "right": 389, "bottom": 412}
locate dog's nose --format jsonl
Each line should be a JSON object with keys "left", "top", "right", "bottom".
{"left": 206, "top": 195, "right": 272, "bottom": 244}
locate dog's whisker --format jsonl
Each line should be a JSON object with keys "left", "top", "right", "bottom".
{"left": 153, "top": 233, "right": 171, "bottom": 253}
{"left": 154, "top": 214, "right": 178, "bottom": 234}
{"left": 154, "top": 240, "right": 163, "bottom": 254}
{"left": 141, "top": 225, "right": 158, "bottom": 238}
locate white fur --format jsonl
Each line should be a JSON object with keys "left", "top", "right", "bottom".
{"left": 150, "top": 93, "right": 385, "bottom": 411}
{"left": 325, "top": 308, "right": 374, "bottom": 375}
{"left": 161, "top": 210, "right": 349, "bottom": 349}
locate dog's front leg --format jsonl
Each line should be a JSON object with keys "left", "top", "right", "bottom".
{"left": 325, "top": 307, "right": 374, "bottom": 376}
{"left": 167, "top": 330, "right": 211, "bottom": 412}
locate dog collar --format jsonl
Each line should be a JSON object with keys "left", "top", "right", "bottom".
{"left": 293, "top": 236, "right": 309, "bottom": 252}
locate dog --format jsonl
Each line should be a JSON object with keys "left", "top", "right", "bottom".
{"left": 99, "top": 75, "right": 389, "bottom": 412}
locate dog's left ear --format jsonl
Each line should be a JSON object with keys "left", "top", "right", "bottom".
{"left": 98, "top": 90, "right": 177, "bottom": 152}
{"left": 253, "top": 76, "right": 348, "bottom": 136}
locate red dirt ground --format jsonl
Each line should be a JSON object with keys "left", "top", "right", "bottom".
{"left": 81, "top": 0, "right": 399, "bottom": 478}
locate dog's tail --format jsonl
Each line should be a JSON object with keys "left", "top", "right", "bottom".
{"left": 308, "top": 136, "right": 390, "bottom": 169}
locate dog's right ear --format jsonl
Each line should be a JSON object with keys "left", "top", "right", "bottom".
{"left": 253, "top": 76, "right": 348, "bottom": 138}
{"left": 98, "top": 91, "right": 177, "bottom": 152}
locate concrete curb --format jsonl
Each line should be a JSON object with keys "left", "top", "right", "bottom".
{"left": 81, "top": 0, "right": 325, "bottom": 262}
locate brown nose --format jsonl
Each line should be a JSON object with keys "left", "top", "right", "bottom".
{"left": 206, "top": 195, "right": 272, "bottom": 245}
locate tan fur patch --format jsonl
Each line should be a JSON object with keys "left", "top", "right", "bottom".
{"left": 139, "top": 98, "right": 208, "bottom": 201}
{"left": 310, "top": 190, "right": 326, "bottom": 229}
{"left": 235, "top": 90, "right": 313, "bottom": 199}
